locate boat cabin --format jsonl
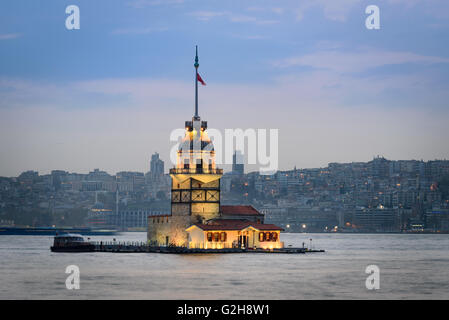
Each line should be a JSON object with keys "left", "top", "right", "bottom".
{"left": 53, "top": 234, "right": 86, "bottom": 246}
{"left": 51, "top": 233, "right": 95, "bottom": 252}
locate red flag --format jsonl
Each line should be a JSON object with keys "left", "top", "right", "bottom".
{"left": 197, "top": 73, "right": 206, "bottom": 86}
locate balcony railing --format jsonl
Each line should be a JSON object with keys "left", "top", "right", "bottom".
{"left": 169, "top": 168, "right": 223, "bottom": 175}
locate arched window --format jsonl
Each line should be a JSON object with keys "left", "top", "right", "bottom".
{"left": 259, "top": 232, "right": 265, "bottom": 242}
{"left": 207, "top": 232, "right": 212, "bottom": 242}
{"left": 265, "top": 232, "right": 272, "bottom": 241}
{"left": 213, "top": 232, "right": 219, "bottom": 242}
{"left": 220, "top": 232, "right": 227, "bottom": 242}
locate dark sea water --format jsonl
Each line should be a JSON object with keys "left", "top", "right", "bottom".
{"left": 0, "top": 232, "right": 448, "bottom": 299}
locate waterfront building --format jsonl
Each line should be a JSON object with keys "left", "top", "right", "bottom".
{"left": 353, "top": 206, "right": 400, "bottom": 232}
{"left": 86, "top": 192, "right": 115, "bottom": 228}
{"left": 425, "top": 207, "right": 449, "bottom": 231}
{"left": 116, "top": 208, "right": 169, "bottom": 230}
{"left": 186, "top": 220, "right": 283, "bottom": 249}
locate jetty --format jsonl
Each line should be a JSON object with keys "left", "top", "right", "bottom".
{"left": 90, "top": 241, "right": 325, "bottom": 254}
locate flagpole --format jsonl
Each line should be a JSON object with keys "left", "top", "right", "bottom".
{"left": 194, "top": 45, "right": 199, "bottom": 119}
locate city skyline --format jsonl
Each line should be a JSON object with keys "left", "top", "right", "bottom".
{"left": 4, "top": 154, "right": 449, "bottom": 178}
{"left": 1, "top": 1, "right": 449, "bottom": 176}
{"left": 3, "top": 154, "right": 448, "bottom": 234}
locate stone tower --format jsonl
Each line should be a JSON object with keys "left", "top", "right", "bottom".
{"left": 170, "top": 116, "right": 222, "bottom": 223}
{"left": 147, "top": 46, "right": 222, "bottom": 246}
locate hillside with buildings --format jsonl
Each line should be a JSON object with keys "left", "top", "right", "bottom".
{"left": 1, "top": 155, "right": 448, "bottom": 233}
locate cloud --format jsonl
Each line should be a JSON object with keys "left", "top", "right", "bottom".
{"left": 294, "top": 0, "right": 449, "bottom": 22}
{"left": 127, "top": 0, "right": 184, "bottom": 9}
{"left": 189, "top": 11, "right": 279, "bottom": 25}
{"left": 296, "top": 0, "right": 361, "bottom": 22}
{"left": 111, "top": 27, "right": 168, "bottom": 35}
{"left": 189, "top": 11, "right": 228, "bottom": 21}
{"left": 0, "top": 33, "right": 21, "bottom": 40}
{"left": 274, "top": 49, "right": 449, "bottom": 73}
{"left": 229, "top": 14, "right": 278, "bottom": 25}
{"left": 247, "top": 6, "right": 284, "bottom": 15}
{"left": 230, "top": 34, "right": 268, "bottom": 40}
{"left": 1, "top": 66, "right": 449, "bottom": 176}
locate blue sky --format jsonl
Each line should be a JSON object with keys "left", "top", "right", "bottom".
{"left": 1, "top": 0, "right": 449, "bottom": 175}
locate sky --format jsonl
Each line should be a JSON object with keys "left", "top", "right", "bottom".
{"left": 1, "top": 0, "right": 449, "bottom": 176}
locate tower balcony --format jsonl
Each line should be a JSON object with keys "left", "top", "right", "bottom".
{"left": 170, "top": 168, "right": 223, "bottom": 175}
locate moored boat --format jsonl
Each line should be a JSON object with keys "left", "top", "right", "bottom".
{"left": 50, "top": 234, "right": 95, "bottom": 252}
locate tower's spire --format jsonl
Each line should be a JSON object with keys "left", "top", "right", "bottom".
{"left": 194, "top": 45, "right": 199, "bottom": 120}
{"left": 195, "top": 45, "right": 199, "bottom": 69}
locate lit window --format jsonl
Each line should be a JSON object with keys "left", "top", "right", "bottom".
{"left": 265, "top": 232, "right": 272, "bottom": 241}
{"left": 220, "top": 232, "right": 227, "bottom": 242}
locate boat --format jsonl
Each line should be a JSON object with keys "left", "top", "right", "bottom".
{"left": 50, "top": 233, "right": 95, "bottom": 252}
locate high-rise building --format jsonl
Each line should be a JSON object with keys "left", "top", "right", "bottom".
{"left": 149, "top": 152, "right": 164, "bottom": 179}
{"left": 232, "top": 150, "right": 244, "bottom": 175}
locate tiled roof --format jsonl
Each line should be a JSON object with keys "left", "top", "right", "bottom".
{"left": 252, "top": 223, "right": 284, "bottom": 231}
{"left": 189, "top": 219, "right": 283, "bottom": 231}
{"left": 220, "top": 205, "right": 263, "bottom": 216}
